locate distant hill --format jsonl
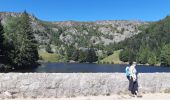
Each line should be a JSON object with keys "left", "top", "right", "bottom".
{"left": 0, "top": 12, "right": 146, "bottom": 47}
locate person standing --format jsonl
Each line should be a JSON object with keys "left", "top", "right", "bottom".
{"left": 125, "top": 62, "right": 133, "bottom": 92}
{"left": 129, "top": 62, "right": 139, "bottom": 96}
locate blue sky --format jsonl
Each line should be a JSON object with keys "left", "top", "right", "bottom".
{"left": 0, "top": 0, "right": 170, "bottom": 21}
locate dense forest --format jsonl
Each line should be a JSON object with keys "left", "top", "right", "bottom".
{"left": 0, "top": 11, "right": 39, "bottom": 71}
{"left": 119, "top": 16, "right": 170, "bottom": 66}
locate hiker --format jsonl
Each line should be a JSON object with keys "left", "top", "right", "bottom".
{"left": 129, "top": 62, "right": 139, "bottom": 96}
{"left": 125, "top": 61, "right": 133, "bottom": 95}
{"left": 125, "top": 62, "right": 132, "bottom": 81}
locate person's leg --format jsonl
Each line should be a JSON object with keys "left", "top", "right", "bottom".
{"left": 132, "top": 82, "right": 135, "bottom": 95}
{"left": 135, "top": 81, "right": 142, "bottom": 97}
{"left": 129, "top": 78, "right": 135, "bottom": 95}
{"left": 134, "top": 81, "right": 139, "bottom": 95}
{"left": 127, "top": 76, "right": 132, "bottom": 95}
{"left": 127, "top": 76, "right": 131, "bottom": 91}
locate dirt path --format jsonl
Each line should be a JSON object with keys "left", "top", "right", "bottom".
{"left": 5, "top": 93, "right": 170, "bottom": 100}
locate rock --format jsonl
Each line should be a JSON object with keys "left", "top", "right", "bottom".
{"left": 3, "top": 91, "right": 12, "bottom": 98}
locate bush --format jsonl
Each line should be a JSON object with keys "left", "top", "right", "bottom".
{"left": 119, "top": 49, "right": 129, "bottom": 62}
{"left": 45, "top": 44, "right": 53, "bottom": 53}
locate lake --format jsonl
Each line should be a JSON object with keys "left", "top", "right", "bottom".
{"left": 23, "top": 63, "right": 170, "bottom": 73}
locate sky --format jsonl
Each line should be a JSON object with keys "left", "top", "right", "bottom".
{"left": 0, "top": 0, "right": 170, "bottom": 21}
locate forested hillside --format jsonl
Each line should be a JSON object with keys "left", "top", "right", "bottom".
{"left": 0, "top": 12, "right": 146, "bottom": 65}
{"left": 119, "top": 16, "right": 170, "bottom": 66}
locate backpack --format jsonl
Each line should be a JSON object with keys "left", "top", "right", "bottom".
{"left": 125, "top": 66, "right": 130, "bottom": 76}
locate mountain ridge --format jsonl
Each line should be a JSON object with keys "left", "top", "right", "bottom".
{"left": 0, "top": 12, "right": 147, "bottom": 46}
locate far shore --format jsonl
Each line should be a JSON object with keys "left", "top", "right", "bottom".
{"left": 38, "top": 60, "right": 163, "bottom": 67}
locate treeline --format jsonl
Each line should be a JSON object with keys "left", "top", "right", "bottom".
{"left": 119, "top": 16, "right": 170, "bottom": 66}
{"left": 64, "top": 45, "right": 98, "bottom": 63}
{"left": 43, "top": 43, "right": 98, "bottom": 63}
{"left": 0, "top": 11, "right": 38, "bottom": 70}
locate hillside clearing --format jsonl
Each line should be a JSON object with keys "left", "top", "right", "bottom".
{"left": 100, "top": 50, "right": 123, "bottom": 64}
{"left": 38, "top": 50, "right": 63, "bottom": 62}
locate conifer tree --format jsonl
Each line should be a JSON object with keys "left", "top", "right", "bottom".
{"left": 86, "top": 48, "right": 98, "bottom": 63}
{"left": 4, "top": 11, "right": 38, "bottom": 69}
{"left": 0, "top": 20, "right": 4, "bottom": 62}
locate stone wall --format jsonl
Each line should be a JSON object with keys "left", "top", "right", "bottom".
{"left": 0, "top": 73, "right": 170, "bottom": 98}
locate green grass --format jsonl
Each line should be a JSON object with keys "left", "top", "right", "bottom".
{"left": 100, "top": 50, "right": 123, "bottom": 64}
{"left": 38, "top": 50, "right": 63, "bottom": 62}
{"left": 38, "top": 49, "right": 123, "bottom": 63}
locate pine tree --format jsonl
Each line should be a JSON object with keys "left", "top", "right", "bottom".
{"left": 78, "top": 50, "right": 87, "bottom": 63}
{"left": 18, "top": 11, "right": 39, "bottom": 67}
{"left": 148, "top": 52, "right": 157, "bottom": 65}
{"left": 160, "top": 44, "right": 170, "bottom": 66}
{"left": 4, "top": 11, "right": 38, "bottom": 69}
{"left": 0, "top": 20, "right": 4, "bottom": 62}
{"left": 72, "top": 49, "right": 79, "bottom": 61}
{"left": 119, "top": 49, "right": 129, "bottom": 62}
{"left": 65, "top": 44, "right": 75, "bottom": 61}
{"left": 136, "top": 44, "right": 149, "bottom": 64}
{"left": 86, "top": 48, "right": 98, "bottom": 63}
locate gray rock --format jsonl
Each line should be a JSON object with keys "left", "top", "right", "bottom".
{"left": 3, "top": 91, "right": 12, "bottom": 98}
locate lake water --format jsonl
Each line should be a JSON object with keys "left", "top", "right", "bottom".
{"left": 26, "top": 63, "right": 170, "bottom": 73}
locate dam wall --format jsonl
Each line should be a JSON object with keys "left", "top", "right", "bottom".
{"left": 0, "top": 73, "right": 170, "bottom": 98}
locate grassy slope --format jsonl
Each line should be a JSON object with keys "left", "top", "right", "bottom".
{"left": 100, "top": 50, "right": 123, "bottom": 64}
{"left": 38, "top": 49, "right": 123, "bottom": 63}
{"left": 38, "top": 50, "right": 63, "bottom": 62}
